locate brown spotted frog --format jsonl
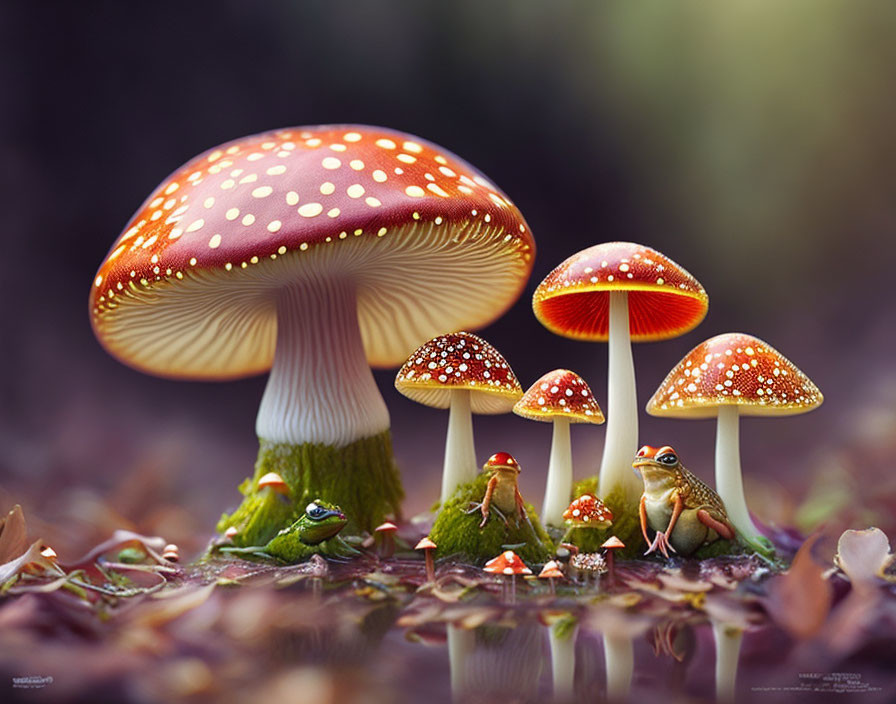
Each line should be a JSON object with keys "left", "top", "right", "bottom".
{"left": 478, "top": 452, "right": 528, "bottom": 528}
{"left": 633, "top": 445, "right": 735, "bottom": 557}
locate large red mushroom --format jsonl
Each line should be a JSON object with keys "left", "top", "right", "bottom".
{"left": 533, "top": 242, "right": 707, "bottom": 511}
{"left": 647, "top": 332, "right": 822, "bottom": 551}
{"left": 90, "top": 125, "right": 534, "bottom": 542}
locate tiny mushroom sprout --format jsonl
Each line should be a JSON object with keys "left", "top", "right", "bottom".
{"left": 257, "top": 472, "right": 289, "bottom": 495}
{"left": 373, "top": 521, "right": 398, "bottom": 559}
{"left": 601, "top": 535, "right": 625, "bottom": 584}
{"left": 89, "top": 125, "right": 534, "bottom": 542}
{"left": 484, "top": 549, "right": 532, "bottom": 602}
{"left": 513, "top": 369, "right": 605, "bottom": 527}
{"left": 416, "top": 536, "right": 437, "bottom": 582}
{"left": 533, "top": 242, "right": 708, "bottom": 509}
{"left": 646, "top": 332, "right": 822, "bottom": 551}
{"left": 395, "top": 332, "right": 523, "bottom": 502}
{"left": 161, "top": 544, "right": 180, "bottom": 562}
{"left": 538, "top": 560, "right": 564, "bottom": 594}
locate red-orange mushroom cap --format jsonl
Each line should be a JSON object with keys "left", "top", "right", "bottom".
{"left": 513, "top": 369, "right": 605, "bottom": 424}
{"left": 532, "top": 242, "right": 707, "bottom": 342}
{"left": 90, "top": 125, "right": 534, "bottom": 378}
{"left": 484, "top": 550, "right": 532, "bottom": 576}
{"left": 646, "top": 333, "right": 823, "bottom": 418}
{"left": 394, "top": 332, "right": 523, "bottom": 414}
{"left": 563, "top": 494, "right": 614, "bottom": 526}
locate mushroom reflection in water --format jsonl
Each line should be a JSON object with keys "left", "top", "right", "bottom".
{"left": 89, "top": 124, "right": 534, "bottom": 543}
{"left": 647, "top": 332, "right": 822, "bottom": 553}
{"left": 533, "top": 242, "right": 708, "bottom": 520}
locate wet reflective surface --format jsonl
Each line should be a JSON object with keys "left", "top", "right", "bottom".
{"left": 3, "top": 535, "right": 896, "bottom": 704}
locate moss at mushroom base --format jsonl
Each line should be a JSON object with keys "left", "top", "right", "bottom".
{"left": 218, "top": 430, "right": 404, "bottom": 546}
{"left": 430, "top": 473, "right": 553, "bottom": 565}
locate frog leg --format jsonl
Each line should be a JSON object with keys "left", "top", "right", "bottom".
{"left": 696, "top": 509, "right": 735, "bottom": 540}
{"left": 639, "top": 495, "right": 651, "bottom": 545}
{"left": 479, "top": 476, "right": 498, "bottom": 528}
{"left": 514, "top": 487, "right": 532, "bottom": 529}
{"left": 647, "top": 494, "right": 683, "bottom": 558}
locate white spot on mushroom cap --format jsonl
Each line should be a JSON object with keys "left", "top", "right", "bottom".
{"left": 298, "top": 203, "right": 323, "bottom": 217}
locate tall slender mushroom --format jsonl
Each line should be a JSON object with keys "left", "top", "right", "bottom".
{"left": 395, "top": 332, "right": 523, "bottom": 502}
{"left": 90, "top": 125, "right": 534, "bottom": 542}
{"left": 533, "top": 242, "right": 708, "bottom": 511}
{"left": 646, "top": 332, "right": 822, "bottom": 549}
{"left": 513, "top": 369, "right": 604, "bottom": 527}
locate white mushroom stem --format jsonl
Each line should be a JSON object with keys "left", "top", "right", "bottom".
{"left": 599, "top": 291, "right": 642, "bottom": 504}
{"left": 549, "top": 622, "right": 578, "bottom": 702}
{"left": 441, "top": 389, "right": 478, "bottom": 502}
{"left": 712, "top": 621, "right": 743, "bottom": 704}
{"left": 715, "top": 405, "right": 762, "bottom": 540}
{"left": 603, "top": 632, "right": 634, "bottom": 703}
{"left": 542, "top": 417, "right": 572, "bottom": 526}
{"left": 448, "top": 624, "right": 475, "bottom": 701}
{"left": 256, "top": 278, "right": 389, "bottom": 446}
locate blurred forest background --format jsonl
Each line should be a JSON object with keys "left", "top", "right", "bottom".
{"left": 2, "top": 1, "right": 895, "bottom": 560}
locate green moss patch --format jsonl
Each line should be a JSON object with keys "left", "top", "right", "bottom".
{"left": 429, "top": 473, "right": 553, "bottom": 565}
{"left": 217, "top": 430, "right": 404, "bottom": 545}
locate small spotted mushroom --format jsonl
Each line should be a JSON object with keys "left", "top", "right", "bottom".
{"left": 90, "top": 125, "right": 534, "bottom": 537}
{"left": 395, "top": 332, "right": 523, "bottom": 502}
{"left": 533, "top": 242, "right": 708, "bottom": 508}
{"left": 514, "top": 369, "right": 605, "bottom": 527}
{"left": 563, "top": 493, "right": 614, "bottom": 543}
{"left": 647, "top": 332, "right": 823, "bottom": 549}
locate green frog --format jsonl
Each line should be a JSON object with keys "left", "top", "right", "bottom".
{"left": 220, "top": 499, "right": 354, "bottom": 562}
{"left": 633, "top": 445, "right": 735, "bottom": 558}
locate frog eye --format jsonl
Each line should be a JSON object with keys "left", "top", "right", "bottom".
{"left": 657, "top": 452, "right": 678, "bottom": 466}
{"left": 305, "top": 502, "right": 328, "bottom": 520}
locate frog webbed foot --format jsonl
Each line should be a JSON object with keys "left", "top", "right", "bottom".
{"left": 464, "top": 501, "right": 509, "bottom": 529}
{"left": 645, "top": 531, "right": 677, "bottom": 559}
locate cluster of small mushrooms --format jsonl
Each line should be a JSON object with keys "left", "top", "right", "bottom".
{"left": 90, "top": 123, "right": 823, "bottom": 569}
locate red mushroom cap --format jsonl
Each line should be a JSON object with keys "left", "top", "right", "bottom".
{"left": 394, "top": 332, "right": 523, "bottom": 413}
{"left": 513, "top": 369, "right": 605, "bottom": 424}
{"left": 532, "top": 242, "right": 707, "bottom": 342}
{"left": 538, "top": 560, "right": 564, "bottom": 579}
{"left": 563, "top": 494, "right": 614, "bottom": 526}
{"left": 257, "top": 471, "right": 289, "bottom": 494}
{"left": 601, "top": 536, "right": 626, "bottom": 550}
{"left": 484, "top": 550, "right": 532, "bottom": 575}
{"left": 483, "top": 452, "right": 521, "bottom": 473}
{"left": 415, "top": 536, "right": 437, "bottom": 551}
{"left": 91, "top": 125, "right": 534, "bottom": 378}
{"left": 374, "top": 521, "right": 398, "bottom": 534}
{"left": 646, "top": 332, "right": 823, "bottom": 418}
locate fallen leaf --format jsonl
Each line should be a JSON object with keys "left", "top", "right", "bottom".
{"left": 0, "top": 505, "right": 28, "bottom": 563}
{"left": 834, "top": 527, "right": 895, "bottom": 586}
{"left": 762, "top": 534, "right": 832, "bottom": 639}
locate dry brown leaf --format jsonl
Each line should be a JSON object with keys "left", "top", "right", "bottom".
{"left": 763, "top": 533, "right": 832, "bottom": 639}
{"left": 0, "top": 505, "right": 28, "bottom": 563}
